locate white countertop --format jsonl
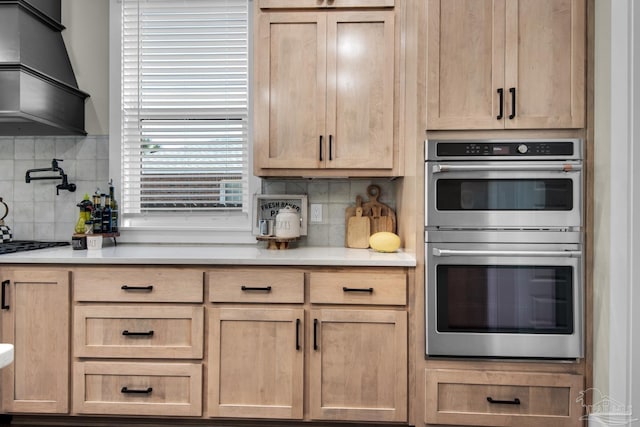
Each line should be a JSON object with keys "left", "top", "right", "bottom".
{"left": 0, "top": 244, "right": 416, "bottom": 267}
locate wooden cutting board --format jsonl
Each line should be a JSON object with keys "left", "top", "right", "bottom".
{"left": 346, "top": 199, "right": 370, "bottom": 248}
{"left": 362, "top": 185, "right": 396, "bottom": 234}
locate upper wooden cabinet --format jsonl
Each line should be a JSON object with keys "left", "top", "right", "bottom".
{"left": 259, "top": 0, "right": 394, "bottom": 8}
{"left": 427, "top": 0, "right": 586, "bottom": 130}
{"left": 254, "top": 8, "right": 397, "bottom": 176}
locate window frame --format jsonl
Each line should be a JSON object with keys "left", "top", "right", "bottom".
{"left": 109, "top": 0, "right": 259, "bottom": 244}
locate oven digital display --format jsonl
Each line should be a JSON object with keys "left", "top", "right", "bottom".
{"left": 492, "top": 145, "right": 510, "bottom": 155}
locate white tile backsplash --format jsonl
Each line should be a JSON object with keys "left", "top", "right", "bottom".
{"left": 0, "top": 134, "right": 397, "bottom": 246}
{"left": 0, "top": 135, "right": 110, "bottom": 241}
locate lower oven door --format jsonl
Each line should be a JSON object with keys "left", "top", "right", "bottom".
{"left": 425, "top": 161, "right": 582, "bottom": 229}
{"left": 426, "top": 242, "right": 583, "bottom": 358}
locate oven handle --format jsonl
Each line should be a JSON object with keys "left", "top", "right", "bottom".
{"left": 432, "top": 164, "right": 582, "bottom": 173}
{"left": 432, "top": 248, "right": 582, "bottom": 258}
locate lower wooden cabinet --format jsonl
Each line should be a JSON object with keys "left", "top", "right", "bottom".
{"left": 208, "top": 307, "right": 304, "bottom": 419}
{"left": 73, "top": 361, "right": 202, "bottom": 416}
{"left": 310, "top": 309, "right": 407, "bottom": 422}
{"left": 425, "top": 368, "right": 584, "bottom": 427}
{"left": 1, "top": 268, "right": 70, "bottom": 414}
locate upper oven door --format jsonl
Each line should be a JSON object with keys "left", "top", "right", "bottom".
{"left": 425, "top": 161, "right": 582, "bottom": 230}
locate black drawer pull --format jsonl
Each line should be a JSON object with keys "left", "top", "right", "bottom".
{"left": 313, "top": 318, "right": 319, "bottom": 351}
{"left": 342, "top": 287, "right": 373, "bottom": 293}
{"left": 122, "top": 330, "right": 154, "bottom": 337}
{"left": 121, "top": 285, "right": 154, "bottom": 291}
{"left": 487, "top": 397, "right": 521, "bottom": 405}
{"left": 509, "top": 87, "right": 516, "bottom": 119}
{"left": 1, "top": 280, "right": 9, "bottom": 310}
{"left": 241, "top": 286, "right": 272, "bottom": 292}
{"left": 121, "top": 386, "right": 153, "bottom": 394}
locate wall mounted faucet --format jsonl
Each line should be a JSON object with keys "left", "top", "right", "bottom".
{"left": 25, "top": 159, "right": 77, "bottom": 195}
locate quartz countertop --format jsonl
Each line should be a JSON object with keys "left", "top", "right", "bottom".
{"left": 0, "top": 244, "right": 416, "bottom": 267}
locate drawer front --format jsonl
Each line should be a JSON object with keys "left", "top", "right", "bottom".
{"left": 425, "top": 369, "right": 584, "bottom": 427}
{"left": 74, "top": 268, "right": 203, "bottom": 303}
{"left": 74, "top": 306, "right": 204, "bottom": 359}
{"left": 207, "top": 268, "right": 304, "bottom": 303}
{"left": 73, "top": 362, "right": 202, "bottom": 417}
{"left": 309, "top": 271, "right": 406, "bottom": 305}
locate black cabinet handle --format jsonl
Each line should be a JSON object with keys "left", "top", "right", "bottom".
{"left": 241, "top": 286, "right": 272, "bottom": 292}
{"left": 121, "top": 285, "right": 154, "bottom": 292}
{"left": 509, "top": 87, "right": 516, "bottom": 119}
{"left": 1, "top": 280, "right": 9, "bottom": 310}
{"left": 497, "top": 88, "right": 504, "bottom": 120}
{"left": 122, "top": 330, "right": 154, "bottom": 337}
{"left": 121, "top": 386, "right": 153, "bottom": 394}
{"left": 342, "top": 286, "right": 374, "bottom": 293}
{"left": 487, "top": 397, "right": 521, "bottom": 405}
{"left": 295, "top": 318, "right": 301, "bottom": 351}
{"left": 329, "top": 135, "right": 333, "bottom": 161}
{"left": 313, "top": 318, "right": 318, "bottom": 350}
{"left": 319, "top": 135, "right": 324, "bottom": 161}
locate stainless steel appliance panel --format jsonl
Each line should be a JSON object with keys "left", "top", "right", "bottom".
{"left": 426, "top": 160, "right": 582, "bottom": 229}
{"left": 426, "top": 240, "right": 583, "bottom": 359}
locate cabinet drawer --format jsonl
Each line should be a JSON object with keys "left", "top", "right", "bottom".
{"left": 425, "top": 369, "right": 584, "bottom": 427}
{"left": 207, "top": 268, "right": 304, "bottom": 303}
{"left": 73, "top": 361, "right": 202, "bottom": 417}
{"left": 74, "top": 305, "right": 204, "bottom": 359}
{"left": 74, "top": 268, "right": 203, "bottom": 303}
{"left": 309, "top": 271, "right": 406, "bottom": 305}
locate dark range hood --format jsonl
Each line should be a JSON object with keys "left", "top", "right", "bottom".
{"left": 0, "top": 0, "right": 89, "bottom": 136}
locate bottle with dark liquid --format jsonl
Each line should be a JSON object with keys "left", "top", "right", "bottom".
{"left": 109, "top": 180, "right": 119, "bottom": 232}
{"left": 92, "top": 192, "right": 103, "bottom": 234}
{"left": 102, "top": 194, "right": 112, "bottom": 233}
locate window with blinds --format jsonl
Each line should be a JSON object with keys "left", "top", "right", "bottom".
{"left": 120, "top": 0, "right": 249, "bottom": 221}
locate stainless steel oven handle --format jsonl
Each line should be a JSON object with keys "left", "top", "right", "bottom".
{"left": 432, "top": 248, "right": 582, "bottom": 258}
{"left": 432, "top": 164, "right": 582, "bottom": 173}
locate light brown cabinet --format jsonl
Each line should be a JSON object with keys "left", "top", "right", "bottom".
{"left": 206, "top": 267, "right": 408, "bottom": 422}
{"left": 207, "top": 267, "right": 305, "bottom": 419}
{"left": 72, "top": 267, "right": 204, "bottom": 417}
{"left": 254, "top": 8, "right": 396, "bottom": 176}
{"left": 0, "top": 268, "right": 70, "bottom": 414}
{"left": 308, "top": 271, "right": 407, "bottom": 422}
{"left": 208, "top": 307, "right": 305, "bottom": 419}
{"left": 425, "top": 368, "right": 584, "bottom": 427}
{"left": 427, "top": 0, "right": 585, "bottom": 130}
{"left": 309, "top": 309, "right": 407, "bottom": 422}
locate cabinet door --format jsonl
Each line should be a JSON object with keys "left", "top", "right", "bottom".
{"left": 309, "top": 309, "right": 407, "bottom": 422}
{"left": 208, "top": 308, "right": 304, "bottom": 419}
{"left": 326, "top": 11, "right": 395, "bottom": 169}
{"left": 504, "top": 0, "right": 585, "bottom": 129}
{"left": 1, "top": 269, "right": 69, "bottom": 413}
{"left": 427, "top": 0, "right": 506, "bottom": 130}
{"left": 255, "top": 12, "right": 327, "bottom": 169}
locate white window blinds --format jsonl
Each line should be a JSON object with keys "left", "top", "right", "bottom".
{"left": 121, "top": 0, "right": 249, "bottom": 218}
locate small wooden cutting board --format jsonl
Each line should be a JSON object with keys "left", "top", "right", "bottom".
{"left": 346, "top": 207, "right": 370, "bottom": 248}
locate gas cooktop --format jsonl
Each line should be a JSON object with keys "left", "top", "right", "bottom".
{"left": 0, "top": 240, "right": 70, "bottom": 255}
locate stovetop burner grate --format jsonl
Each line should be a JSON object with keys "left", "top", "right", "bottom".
{"left": 0, "top": 240, "right": 70, "bottom": 255}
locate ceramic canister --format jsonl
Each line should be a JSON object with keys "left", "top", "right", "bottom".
{"left": 274, "top": 205, "right": 301, "bottom": 238}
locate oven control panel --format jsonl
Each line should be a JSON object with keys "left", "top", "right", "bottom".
{"left": 436, "top": 141, "right": 575, "bottom": 157}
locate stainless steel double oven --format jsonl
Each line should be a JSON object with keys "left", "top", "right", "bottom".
{"left": 425, "top": 139, "right": 583, "bottom": 359}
